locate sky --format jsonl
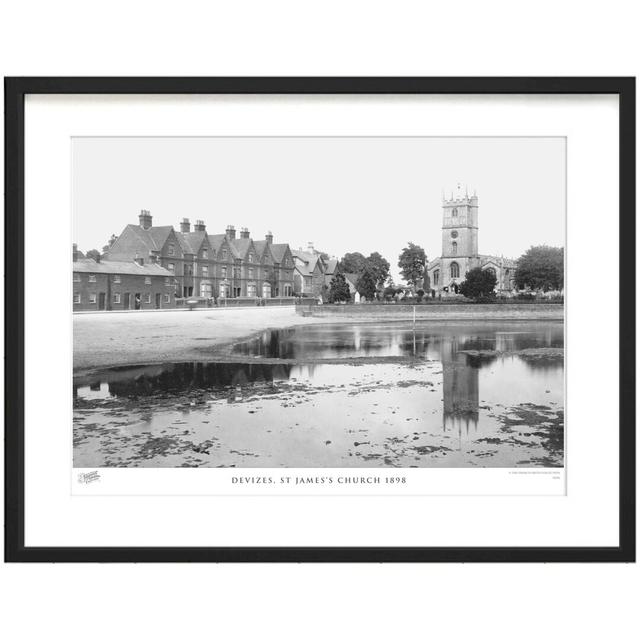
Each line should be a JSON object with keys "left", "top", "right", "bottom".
{"left": 72, "top": 137, "right": 565, "bottom": 283}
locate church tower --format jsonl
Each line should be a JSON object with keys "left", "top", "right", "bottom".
{"left": 426, "top": 186, "right": 516, "bottom": 295}
{"left": 438, "top": 185, "right": 479, "bottom": 289}
{"left": 441, "top": 185, "right": 478, "bottom": 258}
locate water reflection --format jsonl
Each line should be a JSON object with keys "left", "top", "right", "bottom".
{"left": 74, "top": 322, "right": 564, "bottom": 468}
{"left": 75, "top": 323, "right": 563, "bottom": 436}
{"left": 75, "top": 362, "right": 296, "bottom": 398}
{"left": 232, "top": 322, "right": 563, "bottom": 361}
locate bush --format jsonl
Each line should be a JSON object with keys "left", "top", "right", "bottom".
{"left": 458, "top": 268, "right": 497, "bottom": 301}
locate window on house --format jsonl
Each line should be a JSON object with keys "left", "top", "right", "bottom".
{"left": 451, "top": 241, "right": 457, "bottom": 255}
{"left": 113, "top": 275, "right": 121, "bottom": 283}
{"left": 144, "top": 276, "right": 151, "bottom": 285}
{"left": 202, "top": 250, "right": 208, "bottom": 259}
{"left": 113, "top": 293, "right": 121, "bottom": 303}
{"left": 164, "top": 294, "right": 170, "bottom": 303}
{"left": 452, "top": 208, "right": 458, "bottom": 217}
{"left": 144, "top": 293, "right": 151, "bottom": 304}
{"left": 221, "top": 266, "right": 227, "bottom": 278}
{"left": 202, "top": 266, "right": 208, "bottom": 276}
{"left": 222, "top": 250, "right": 227, "bottom": 260}
{"left": 248, "top": 254, "right": 253, "bottom": 263}
{"left": 248, "top": 268, "right": 253, "bottom": 278}
{"left": 168, "top": 263, "right": 175, "bottom": 272}
{"left": 73, "top": 273, "right": 80, "bottom": 282}
{"left": 89, "top": 293, "right": 97, "bottom": 304}
{"left": 165, "top": 277, "right": 171, "bottom": 285}
{"left": 433, "top": 270, "right": 439, "bottom": 285}
{"left": 168, "top": 243, "right": 175, "bottom": 256}
{"left": 73, "top": 293, "right": 81, "bottom": 304}
{"left": 88, "top": 274, "right": 96, "bottom": 283}
{"left": 450, "top": 262, "right": 460, "bottom": 278}
{"left": 486, "top": 267, "right": 497, "bottom": 278}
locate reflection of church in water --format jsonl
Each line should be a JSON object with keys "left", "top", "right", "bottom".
{"left": 440, "top": 337, "right": 480, "bottom": 434}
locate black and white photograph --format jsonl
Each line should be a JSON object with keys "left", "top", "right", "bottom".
{"left": 72, "top": 136, "right": 565, "bottom": 472}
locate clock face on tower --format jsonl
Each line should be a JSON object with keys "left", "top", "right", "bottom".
{"left": 451, "top": 230, "right": 458, "bottom": 238}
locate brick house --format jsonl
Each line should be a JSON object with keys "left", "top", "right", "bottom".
{"left": 104, "top": 210, "right": 187, "bottom": 295}
{"left": 292, "top": 245, "right": 328, "bottom": 297}
{"left": 98, "top": 210, "right": 297, "bottom": 301}
{"left": 268, "top": 240, "right": 295, "bottom": 297}
{"left": 73, "top": 247, "right": 176, "bottom": 311}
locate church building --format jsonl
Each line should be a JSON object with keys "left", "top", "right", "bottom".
{"left": 426, "top": 187, "right": 516, "bottom": 295}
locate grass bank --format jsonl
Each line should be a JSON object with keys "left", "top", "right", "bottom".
{"left": 301, "top": 302, "right": 564, "bottom": 322}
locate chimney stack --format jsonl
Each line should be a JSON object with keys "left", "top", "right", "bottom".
{"left": 194, "top": 219, "right": 206, "bottom": 232}
{"left": 240, "top": 227, "right": 250, "bottom": 239}
{"left": 180, "top": 218, "right": 191, "bottom": 233}
{"left": 226, "top": 225, "right": 236, "bottom": 240}
{"left": 139, "top": 209, "right": 153, "bottom": 230}
{"left": 307, "top": 241, "right": 315, "bottom": 253}
{"left": 72, "top": 243, "right": 79, "bottom": 262}
{"left": 265, "top": 231, "right": 273, "bottom": 244}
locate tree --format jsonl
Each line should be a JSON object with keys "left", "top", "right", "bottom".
{"left": 102, "top": 234, "right": 118, "bottom": 254}
{"left": 338, "top": 252, "right": 368, "bottom": 275}
{"left": 328, "top": 273, "right": 351, "bottom": 303}
{"left": 459, "top": 267, "right": 497, "bottom": 300}
{"left": 366, "top": 252, "right": 390, "bottom": 287}
{"left": 515, "top": 245, "right": 564, "bottom": 292}
{"left": 85, "top": 249, "right": 102, "bottom": 261}
{"left": 355, "top": 268, "right": 377, "bottom": 300}
{"left": 398, "top": 242, "right": 427, "bottom": 287}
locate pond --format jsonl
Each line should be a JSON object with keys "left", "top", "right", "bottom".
{"left": 73, "top": 321, "right": 564, "bottom": 468}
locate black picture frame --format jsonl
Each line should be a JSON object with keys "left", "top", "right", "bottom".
{"left": 4, "top": 77, "right": 635, "bottom": 563}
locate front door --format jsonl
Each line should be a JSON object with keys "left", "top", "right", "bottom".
{"left": 124, "top": 292, "right": 130, "bottom": 309}
{"left": 98, "top": 292, "right": 106, "bottom": 310}
{"left": 155, "top": 293, "right": 161, "bottom": 309}
{"left": 134, "top": 293, "right": 141, "bottom": 310}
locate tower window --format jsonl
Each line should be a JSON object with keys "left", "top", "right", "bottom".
{"left": 450, "top": 262, "right": 460, "bottom": 278}
{"left": 451, "top": 241, "right": 458, "bottom": 255}
{"left": 433, "top": 270, "right": 439, "bottom": 286}
{"left": 451, "top": 208, "right": 458, "bottom": 217}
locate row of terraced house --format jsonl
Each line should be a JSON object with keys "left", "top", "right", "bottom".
{"left": 73, "top": 209, "right": 342, "bottom": 311}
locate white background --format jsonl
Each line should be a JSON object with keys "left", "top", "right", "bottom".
{"left": 1, "top": 1, "right": 638, "bottom": 639}
{"left": 26, "top": 94, "right": 599, "bottom": 547}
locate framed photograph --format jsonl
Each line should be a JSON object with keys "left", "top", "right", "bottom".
{"left": 4, "top": 77, "right": 635, "bottom": 562}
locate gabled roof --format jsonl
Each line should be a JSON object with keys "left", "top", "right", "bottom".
{"left": 292, "top": 250, "right": 323, "bottom": 276}
{"left": 73, "top": 257, "right": 173, "bottom": 276}
{"left": 229, "top": 237, "right": 253, "bottom": 259}
{"left": 479, "top": 254, "right": 517, "bottom": 268}
{"left": 105, "top": 224, "right": 176, "bottom": 261}
{"left": 252, "top": 240, "right": 273, "bottom": 259}
{"left": 207, "top": 233, "right": 227, "bottom": 252}
{"left": 342, "top": 272, "right": 359, "bottom": 287}
{"left": 324, "top": 258, "right": 338, "bottom": 275}
{"left": 176, "top": 230, "right": 208, "bottom": 255}
{"left": 269, "top": 243, "right": 291, "bottom": 263}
